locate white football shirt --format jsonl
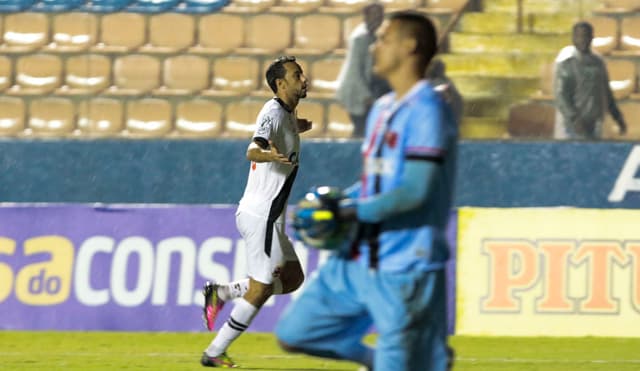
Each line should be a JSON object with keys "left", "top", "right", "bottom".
{"left": 237, "top": 98, "right": 300, "bottom": 222}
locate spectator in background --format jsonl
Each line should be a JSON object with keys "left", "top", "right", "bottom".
{"left": 426, "top": 58, "right": 463, "bottom": 124}
{"left": 553, "top": 21, "right": 627, "bottom": 140}
{"left": 336, "top": 2, "right": 391, "bottom": 138}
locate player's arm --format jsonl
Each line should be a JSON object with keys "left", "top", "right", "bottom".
{"left": 343, "top": 160, "right": 437, "bottom": 223}
{"left": 553, "top": 62, "right": 579, "bottom": 131}
{"left": 343, "top": 181, "right": 362, "bottom": 199}
{"left": 246, "top": 139, "right": 292, "bottom": 164}
{"left": 602, "top": 65, "right": 627, "bottom": 135}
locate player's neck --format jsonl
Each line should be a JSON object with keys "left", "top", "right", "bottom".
{"left": 388, "top": 71, "right": 422, "bottom": 101}
{"left": 276, "top": 93, "right": 298, "bottom": 111}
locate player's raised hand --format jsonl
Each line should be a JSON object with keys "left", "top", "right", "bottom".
{"left": 268, "top": 140, "right": 292, "bottom": 164}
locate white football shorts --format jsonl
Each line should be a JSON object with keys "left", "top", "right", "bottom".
{"left": 235, "top": 210, "right": 299, "bottom": 284}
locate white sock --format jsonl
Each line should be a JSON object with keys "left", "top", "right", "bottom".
{"left": 217, "top": 279, "right": 249, "bottom": 301}
{"left": 205, "top": 298, "right": 258, "bottom": 356}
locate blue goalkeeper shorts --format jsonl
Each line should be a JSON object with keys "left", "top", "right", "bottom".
{"left": 275, "top": 255, "right": 449, "bottom": 371}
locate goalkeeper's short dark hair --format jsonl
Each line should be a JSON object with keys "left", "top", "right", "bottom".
{"left": 266, "top": 56, "right": 297, "bottom": 94}
{"left": 388, "top": 11, "right": 438, "bottom": 74}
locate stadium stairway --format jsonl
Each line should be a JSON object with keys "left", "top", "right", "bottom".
{"left": 443, "top": 0, "right": 602, "bottom": 138}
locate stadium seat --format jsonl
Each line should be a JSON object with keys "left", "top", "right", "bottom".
{"left": 599, "top": 0, "right": 640, "bottom": 12}
{"left": 92, "top": 13, "right": 146, "bottom": 53}
{"left": 106, "top": 54, "right": 161, "bottom": 96}
{"left": 286, "top": 14, "right": 341, "bottom": 56}
{"left": 236, "top": 14, "right": 291, "bottom": 55}
{"left": 1, "top": 13, "right": 49, "bottom": 53}
{"left": 604, "top": 101, "right": 640, "bottom": 139}
{"left": 0, "top": 0, "right": 37, "bottom": 12}
{"left": 321, "top": 0, "right": 368, "bottom": 13}
{"left": 296, "top": 100, "right": 325, "bottom": 138}
{"left": 507, "top": 101, "right": 555, "bottom": 138}
{"left": 619, "top": 17, "right": 640, "bottom": 53}
{"left": 77, "top": 98, "right": 124, "bottom": 136}
{"left": 224, "top": 100, "right": 264, "bottom": 138}
{"left": 46, "top": 13, "right": 98, "bottom": 53}
{"left": 271, "top": 0, "right": 322, "bottom": 13}
{"left": 310, "top": 58, "right": 343, "bottom": 98}
{"left": 31, "top": 0, "right": 84, "bottom": 12}
{"left": 127, "top": 0, "right": 180, "bottom": 13}
{"left": 423, "top": 0, "right": 468, "bottom": 14}
{"left": 606, "top": 59, "right": 636, "bottom": 100}
{"left": 81, "top": 0, "right": 132, "bottom": 12}
{"left": 174, "top": 0, "right": 228, "bottom": 13}
{"left": 8, "top": 54, "right": 62, "bottom": 95}
{"left": 326, "top": 103, "right": 354, "bottom": 138}
{"left": 222, "top": 0, "right": 275, "bottom": 13}
{"left": 125, "top": 98, "right": 172, "bottom": 137}
{"left": 58, "top": 54, "right": 111, "bottom": 95}
{"left": 0, "top": 56, "right": 12, "bottom": 92}
{"left": 379, "top": 0, "right": 419, "bottom": 10}
{"left": 174, "top": 99, "right": 223, "bottom": 137}
{"left": 0, "top": 97, "right": 25, "bottom": 136}
{"left": 203, "top": 56, "right": 259, "bottom": 97}
{"left": 28, "top": 98, "right": 75, "bottom": 136}
{"left": 342, "top": 15, "right": 363, "bottom": 46}
{"left": 189, "top": 14, "right": 244, "bottom": 55}
{"left": 155, "top": 55, "right": 209, "bottom": 95}
{"left": 587, "top": 17, "right": 618, "bottom": 55}
{"left": 139, "top": 13, "right": 195, "bottom": 54}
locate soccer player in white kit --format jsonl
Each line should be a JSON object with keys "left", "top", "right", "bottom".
{"left": 200, "top": 56, "right": 311, "bottom": 368}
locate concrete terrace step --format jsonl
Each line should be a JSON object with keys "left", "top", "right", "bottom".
{"left": 449, "top": 32, "right": 570, "bottom": 54}
{"left": 460, "top": 116, "right": 508, "bottom": 139}
{"left": 441, "top": 53, "right": 555, "bottom": 77}
{"left": 482, "top": 0, "right": 600, "bottom": 14}
{"left": 450, "top": 75, "right": 539, "bottom": 99}
{"left": 462, "top": 95, "right": 528, "bottom": 119}
{"left": 458, "top": 11, "right": 581, "bottom": 34}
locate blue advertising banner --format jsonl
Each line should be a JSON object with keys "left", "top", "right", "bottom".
{"left": 1, "top": 139, "right": 639, "bottom": 209}
{"left": 457, "top": 141, "right": 640, "bottom": 208}
{"left": 0, "top": 204, "right": 458, "bottom": 333}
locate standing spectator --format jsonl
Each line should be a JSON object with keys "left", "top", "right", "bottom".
{"left": 336, "top": 2, "right": 391, "bottom": 138}
{"left": 199, "top": 56, "right": 311, "bottom": 368}
{"left": 553, "top": 21, "right": 626, "bottom": 139}
{"left": 275, "top": 12, "right": 457, "bottom": 371}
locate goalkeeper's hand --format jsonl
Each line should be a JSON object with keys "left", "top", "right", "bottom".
{"left": 292, "top": 186, "right": 358, "bottom": 251}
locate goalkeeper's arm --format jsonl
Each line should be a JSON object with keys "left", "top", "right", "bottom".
{"left": 339, "top": 160, "right": 437, "bottom": 223}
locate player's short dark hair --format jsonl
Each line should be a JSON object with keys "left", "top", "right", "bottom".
{"left": 266, "top": 55, "right": 297, "bottom": 94}
{"left": 388, "top": 11, "right": 438, "bottom": 74}
{"left": 573, "top": 21, "right": 593, "bottom": 35}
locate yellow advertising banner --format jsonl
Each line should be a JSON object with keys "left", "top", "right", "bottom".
{"left": 457, "top": 207, "right": 640, "bottom": 337}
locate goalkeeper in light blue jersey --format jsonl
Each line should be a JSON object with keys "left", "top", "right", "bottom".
{"left": 275, "top": 10, "right": 458, "bottom": 371}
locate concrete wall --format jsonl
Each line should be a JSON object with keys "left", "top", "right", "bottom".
{"left": 2, "top": 139, "right": 639, "bottom": 208}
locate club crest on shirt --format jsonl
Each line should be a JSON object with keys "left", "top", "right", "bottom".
{"left": 385, "top": 131, "right": 398, "bottom": 148}
{"left": 257, "top": 116, "right": 273, "bottom": 136}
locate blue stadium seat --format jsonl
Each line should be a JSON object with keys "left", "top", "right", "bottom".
{"left": 31, "top": 0, "right": 85, "bottom": 12}
{"left": 126, "top": 0, "right": 179, "bottom": 13}
{"left": 0, "top": 0, "right": 37, "bottom": 12}
{"left": 81, "top": 0, "right": 132, "bottom": 12}
{"left": 173, "top": 0, "right": 228, "bottom": 13}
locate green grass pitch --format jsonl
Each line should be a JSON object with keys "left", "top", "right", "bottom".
{"left": 1, "top": 331, "right": 640, "bottom": 370}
